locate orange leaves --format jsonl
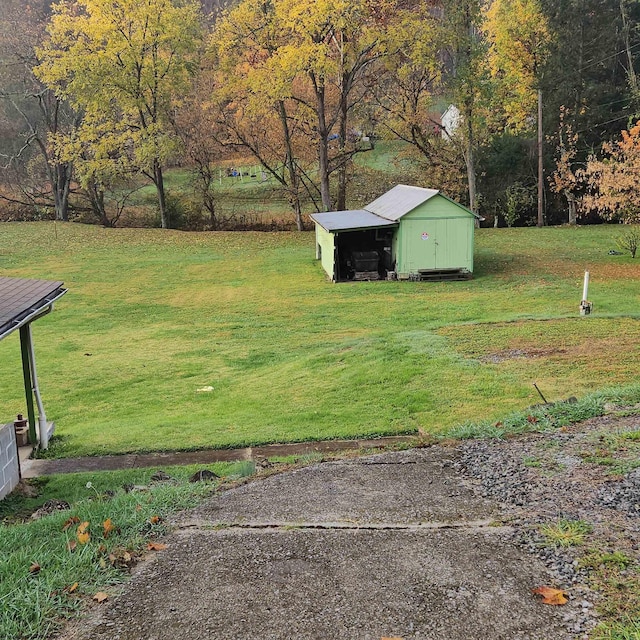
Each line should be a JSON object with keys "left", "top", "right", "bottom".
{"left": 62, "top": 516, "right": 80, "bottom": 532}
{"left": 29, "top": 562, "right": 41, "bottom": 574}
{"left": 532, "top": 586, "right": 568, "bottom": 605}
{"left": 77, "top": 521, "right": 91, "bottom": 545}
{"left": 64, "top": 517, "right": 121, "bottom": 550}
{"left": 149, "top": 515, "right": 161, "bottom": 525}
{"left": 66, "top": 582, "right": 79, "bottom": 594}
{"left": 103, "top": 518, "right": 117, "bottom": 538}
{"left": 147, "top": 542, "right": 168, "bottom": 551}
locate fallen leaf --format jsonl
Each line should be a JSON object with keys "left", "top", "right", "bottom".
{"left": 147, "top": 542, "right": 168, "bottom": 551}
{"left": 135, "top": 504, "right": 142, "bottom": 511}
{"left": 77, "top": 521, "right": 90, "bottom": 544}
{"left": 62, "top": 516, "right": 80, "bottom": 531}
{"left": 29, "top": 562, "right": 41, "bottom": 574}
{"left": 66, "top": 582, "right": 79, "bottom": 593}
{"left": 533, "top": 586, "right": 568, "bottom": 605}
{"left": 149, "top": 515, "right": 160, "bottom": 524}
{"left": 527, "top": 415, "right": 539, "bottom": 424}
{"left": 99, "top": 558, "right": 107, "bottom": 569}
{"left": 93, "top": 592, "right": 109, "bottom": 603}
{"left": 103, "top": 518, "right": 115, "bottom": 538}
{"left": 494, "top": 421, "right": 503, "bottom": 427}
{"left": 66, "top": 540, "right": 77, "bottom": 552}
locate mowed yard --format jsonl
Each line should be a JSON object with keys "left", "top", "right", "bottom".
{"left": 0, "top": 222, "right": 639, "bottom": 458}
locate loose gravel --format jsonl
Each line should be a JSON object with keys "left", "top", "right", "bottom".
{"left": 453, "top": 409, "right": 640, "bottom": 637}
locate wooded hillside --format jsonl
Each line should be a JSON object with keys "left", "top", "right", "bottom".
{"left": 1, "top": 0, "right": 639, "bottom": 229}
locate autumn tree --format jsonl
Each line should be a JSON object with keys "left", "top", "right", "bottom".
{"left": 580, "top": 121, "right": 640, "bottom": 222}
{"left": 549, "top": 106, "right": 579, "bottom": 224}
{"left": 274, "top": 0, "right": 387, "bottom": 211}
{"left": 0, "top": 0, "right": 78, "bottom": 221}
{"left": 209, "top": 0, "right": 312, "bottom": 229}
{"left": 440, "top": 0, "right": 491, "bottom": 215}
{"left": 485, "top": 0, "right": 551, "bottom": 226}
{"left": 35, "top": 0, "right": 203, "bottom": 229}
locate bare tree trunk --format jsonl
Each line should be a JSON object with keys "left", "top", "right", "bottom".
{"left": 153, "top": 160, "right": 168, "bottom": 228}
{"left": 621, "top": 0, "right": 638, "bottom": 95}
{"left": 53, "top": 161, "right": 72, "bottom": 221}
{"left": 537, "top": 88, "right": 544, "bottom": 227}
{"left": 277, "top": 100, "right": 303, "bottom": 231}
{"left": 312, "top": 78, "right": 332, "bottom": 211}
{"left": 463, "top": 110, "right": 477, "bottom": 221}
{"left": 566, "top": 191, "right": 577, "bottom": 225}
{"left": 336, "top": 85, "right": 349, "bottom": 212}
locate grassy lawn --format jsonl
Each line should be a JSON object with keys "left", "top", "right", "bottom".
{"left": 0, "top": 461, "right": 255, "bottom": 640}
{"left": 0, "top": 222, "right": 639, "bottom": 458}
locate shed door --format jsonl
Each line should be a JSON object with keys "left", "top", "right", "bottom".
{"left": 402, "top": 219, "right": 445, "bottom": 271}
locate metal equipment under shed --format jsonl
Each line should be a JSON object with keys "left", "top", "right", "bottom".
{"left": 310, "top": 185, "right": 480, "bottom": 282}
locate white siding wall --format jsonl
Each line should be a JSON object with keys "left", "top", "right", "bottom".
{"left": 0, "top": 423, "right": 19, "bottom": 500}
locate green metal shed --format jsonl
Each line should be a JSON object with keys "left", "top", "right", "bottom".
{"left": 310, "top": 185, "right": 480, "bottom": 282}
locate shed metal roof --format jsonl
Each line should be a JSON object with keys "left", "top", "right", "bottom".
{"left": 364, "top": 185, "right": 440, "bottom": 221}
{"left": 310, "top": 210, "right": 398, "bottom": 233}
{"left": 0, "top": 277, "right": 67, "bottom": 341}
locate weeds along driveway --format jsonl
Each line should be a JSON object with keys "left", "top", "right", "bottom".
{"left": 62, "top": 448, "right": 585, "bottom": 640}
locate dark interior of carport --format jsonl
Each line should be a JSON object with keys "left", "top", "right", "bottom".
{"left": 334, "top": 227, "right": 396, "bottom": 281}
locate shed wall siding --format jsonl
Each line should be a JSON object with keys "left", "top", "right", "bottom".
{"left": 396, "top": 195, "right": 474, "bottom": 276}
{"left": 0, "top": 423, "right": 19, "bottom": 500}
{"left": 315, "top": 225, "right": 336, "bottom": 280}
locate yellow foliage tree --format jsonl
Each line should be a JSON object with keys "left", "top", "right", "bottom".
{"left": 35, "top": 0, "right": 202, "bottom": 228}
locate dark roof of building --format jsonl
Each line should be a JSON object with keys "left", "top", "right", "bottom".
{"left": 0, "top": 277, "right": 67, "bottom": 341}
{"left": 310, "top": 210, "right": 398, "bottom": 233}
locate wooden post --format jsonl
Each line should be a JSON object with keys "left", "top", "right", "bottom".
{"left": 19, "top": 325, "right": 37, "bottom": 445}
{"left": 537, "top": 88, "right": 544, "bottom": 227}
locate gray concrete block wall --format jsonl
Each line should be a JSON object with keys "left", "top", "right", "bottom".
{"left": 0, "top": 423, "right": 20, "bottom": 500}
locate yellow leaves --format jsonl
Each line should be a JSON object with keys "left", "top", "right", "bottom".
{"left": 532, "top": 586, "right": 568, "bottom": 605}
{"left": 66, "top": 582, "right": 79, "bottom": 594}
{"left": 93, "top": 591, "right": 109, "bottom": 603}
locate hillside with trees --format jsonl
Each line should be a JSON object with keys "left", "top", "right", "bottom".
{"left": 1, "top": 0, "right": 640, "bottom": 229}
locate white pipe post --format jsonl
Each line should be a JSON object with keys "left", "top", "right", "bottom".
{"left": 25, "top": 324, "right": 49, "bottom": 449}
{"left": 582, "top": 271, "right": 590, "bottom": 303}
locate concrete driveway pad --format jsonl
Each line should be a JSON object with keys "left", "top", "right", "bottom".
{"left": 187, "top": 449, "right": 497, "bottom": 527}
{"left": 68, "top": 449, "right": 576, "bottom": 640}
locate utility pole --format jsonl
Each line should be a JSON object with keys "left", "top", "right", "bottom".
{"left": 537, "top": 88, "right": 544, "bottom": 227}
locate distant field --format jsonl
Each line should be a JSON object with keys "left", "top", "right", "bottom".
{"left": 0, "top": 222, "right": 638, "bottom": 458}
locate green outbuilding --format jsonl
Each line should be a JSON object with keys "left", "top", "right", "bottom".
{"left": 310, "top": 185, "right": 480, "bottom": 282}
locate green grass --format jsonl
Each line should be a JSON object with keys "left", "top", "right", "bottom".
{"left": 539, "top": 518, "right": 592, "bottom": 548}
{"left": 0, "top": 462, "right": 254, "bottom": 640}
{"left": 1, "top": 222, "right": 640, "bottom": 457}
